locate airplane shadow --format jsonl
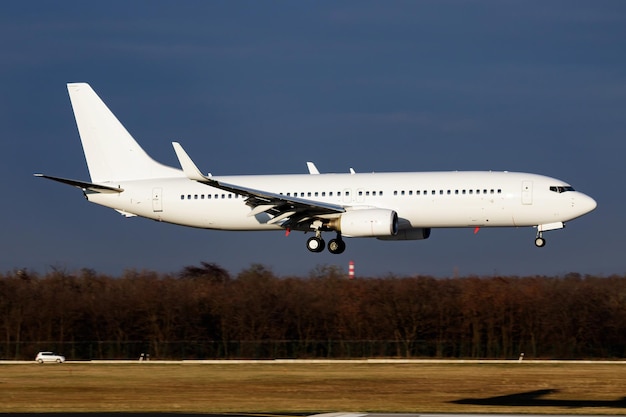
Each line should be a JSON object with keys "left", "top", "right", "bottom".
{"left": 452, "top": 389, "right": 626, "bottom": 409}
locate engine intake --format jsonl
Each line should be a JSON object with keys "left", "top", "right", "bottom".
{"left": 330, "top": 209, "right": 398, "bottom": 237}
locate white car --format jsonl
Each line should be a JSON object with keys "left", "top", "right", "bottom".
{"left": 35, "top": 351, "right": 65, "bottom": 364}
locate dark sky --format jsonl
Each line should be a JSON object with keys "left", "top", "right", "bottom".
{"left": 2, "top": 1, "right": 624, "bottom": 277}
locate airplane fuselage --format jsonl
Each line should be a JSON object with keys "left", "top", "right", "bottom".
{"left": 88, "top": 170, "right": 595, "bottom": 232}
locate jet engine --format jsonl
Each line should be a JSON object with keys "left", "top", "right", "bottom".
{"left": 329, "top": 209, "right": 398, "bottom": 237}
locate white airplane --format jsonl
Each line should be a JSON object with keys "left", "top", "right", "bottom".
{"left": 36, "top": 83, "right": 597, "bottom": 254}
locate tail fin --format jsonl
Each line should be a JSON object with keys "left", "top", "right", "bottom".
{"left": 67, "top": 83, "right": 183, "bottom": 182}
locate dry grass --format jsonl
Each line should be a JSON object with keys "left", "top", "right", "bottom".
{"left": 2, "top": 361, "right": 626, "bottom": 414}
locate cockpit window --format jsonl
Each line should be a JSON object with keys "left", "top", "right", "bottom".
{"left": 550, "top": 185, "right": 575, "bottom": 193}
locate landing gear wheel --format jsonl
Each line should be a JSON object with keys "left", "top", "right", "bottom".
{"left": 328, "top": 238, "right": 346, "bottom": 254}
{"left": 535, "top": 237, "right": 546, "bottom": 248}
{"left": 306, "top": 236, "right": 325, "bottom": 253}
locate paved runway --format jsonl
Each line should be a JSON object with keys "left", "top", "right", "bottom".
{"left": 0, "top": 413, "right": 615, "bottom": 417}
{"left": 314, "top": 413, "right": 616, "bottom": 417}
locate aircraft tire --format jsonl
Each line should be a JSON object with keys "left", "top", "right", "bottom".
{"left": 306, "top": 236, "right": 325, "bottom": 253}
{"left": 535, "top": 237, "right": 546, "bottom": 248}
{"left": 328, "top": 238, "right": 346, "bottom": 254}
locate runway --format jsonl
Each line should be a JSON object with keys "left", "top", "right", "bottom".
{"left": 314, "top": 414, "right": 619, "bottom": 417}
{"left": 0, "top": 413, "right": 615, "bottom": 417}
{"left": 318, "top": 414, "right": 619, "bottom": 417}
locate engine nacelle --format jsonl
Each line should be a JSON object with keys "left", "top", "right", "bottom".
{"left": 330, "top": 209, "right": 398, "bottom": 237}
{"left": 377, "top": 228, "right": 431, "bottom": 241}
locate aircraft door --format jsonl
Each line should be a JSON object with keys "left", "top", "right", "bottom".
{"left": 152, "top": 187, "right": 163, "bottom": 212}
{"left": 521, "top": 181, "right": 533, "bottom": 205}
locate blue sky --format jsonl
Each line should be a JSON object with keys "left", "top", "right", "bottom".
{"left": 1, "top": 1, "right": 624, "bottom": 277}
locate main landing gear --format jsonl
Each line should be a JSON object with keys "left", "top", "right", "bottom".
{"left": 306, "top": 232, "right": 346, "bottom": 254}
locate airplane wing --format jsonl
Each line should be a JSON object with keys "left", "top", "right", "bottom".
{"left": 34, "top": 173, "right": 124, "bottom": 193}
{"left": 172, "top": 142, "right": 345, "bottom": 228}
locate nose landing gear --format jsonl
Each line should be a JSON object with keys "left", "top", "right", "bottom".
{"left": 535, "top": 231, "right": 546, "bottom": 248}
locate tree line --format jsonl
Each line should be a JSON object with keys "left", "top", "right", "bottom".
{"left": 1, "top": 263, "right": 625, "bottom": 360}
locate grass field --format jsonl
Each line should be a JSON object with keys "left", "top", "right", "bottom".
{"left": 2, "top": 361, "right": 626, "bottom": 414}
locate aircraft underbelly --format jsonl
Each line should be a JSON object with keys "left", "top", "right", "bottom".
{"left": 400, "top": 199, "right": 514, "bottom": 228}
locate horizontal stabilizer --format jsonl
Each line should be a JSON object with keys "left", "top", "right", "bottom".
{"left": 34, "top": 173, "right": 123, "bottom": 193}
{"left": 115, "top": 209, "right": 137, "bottom": 217}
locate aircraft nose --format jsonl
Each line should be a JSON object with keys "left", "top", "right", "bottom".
{"left": 577, "top": 193, "right": 597, "bottom": 215}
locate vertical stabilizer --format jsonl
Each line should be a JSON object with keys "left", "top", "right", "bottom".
{"left": 67, "top": 83, "right": 183, "bottom": 182}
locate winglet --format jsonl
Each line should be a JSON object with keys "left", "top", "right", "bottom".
{"left": 307, "top": 162, "right": 320, "bottom": 174}
{"left": 172, "top": 142, "right": 210, "bottom": 182}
